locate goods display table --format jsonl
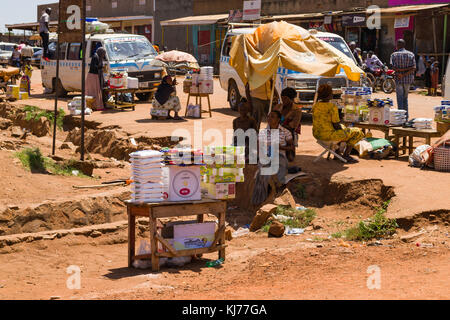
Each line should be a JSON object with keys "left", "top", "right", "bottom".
{"left": 126, "top": 199, "right": 227, "bottom": 272}
{"left": 104, "top": 88, "right": 137, "bottom": 111}
{"left": 343, "top": 121, "right": 400, "bottom": 140}
{"left": 392, "top": 127, "right": 442, "bottom": 159}
{"left": 185, "top": 92, "right": 212, "bottom": 118}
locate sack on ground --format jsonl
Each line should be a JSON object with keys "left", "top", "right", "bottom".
{"left": 409, "top": 144, "right": 433, "bottom": 168}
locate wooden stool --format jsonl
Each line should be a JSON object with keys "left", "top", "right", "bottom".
{"left": 185, "top": 92, "right": 212, "bottom": 118}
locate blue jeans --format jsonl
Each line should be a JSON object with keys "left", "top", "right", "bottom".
{"left": 396, "top": 83, "right": 410, "bottom": 120}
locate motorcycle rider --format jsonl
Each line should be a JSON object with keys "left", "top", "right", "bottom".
{"left": 365, "top": 51, "right": 384, "bottom": 73}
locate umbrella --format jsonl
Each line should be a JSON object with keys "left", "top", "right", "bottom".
{"left": 155, "top": 50, "right": 200, "bottom": 69}
{"left": 229, "top": 21, "right": 364, "bottom": 103}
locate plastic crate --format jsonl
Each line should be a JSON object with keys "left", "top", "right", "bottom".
{"left": 434, "top": 142, "right": 450, "bottom": 172}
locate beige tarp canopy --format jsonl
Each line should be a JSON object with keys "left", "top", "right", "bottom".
{"left": 229, "top": 21, "right": 363, "bottom": 91}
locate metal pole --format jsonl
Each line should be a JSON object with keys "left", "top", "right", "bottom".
{"left": 80, "top": 0, "right": 86, "bottom": 161}
{"left": 52, "top": 20, "right": 61, "bottom": 156}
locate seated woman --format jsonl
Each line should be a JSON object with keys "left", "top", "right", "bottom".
{"left": 273, "top": 87, "right": 302, "bottom": 162}
{"left": 152, "top": 75, "right": 182, "bottom": 120}
{"left": 312, "top": 84, "right": 364, "bottom": 163}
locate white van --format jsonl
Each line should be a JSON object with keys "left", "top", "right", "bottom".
{"left": 219, "top": 26, "right": 362, "bottom": 110}
{"left": 41, "top": 33, "right": 164, "bottom": 101}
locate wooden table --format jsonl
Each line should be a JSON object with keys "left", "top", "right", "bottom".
{"left": 104, "top": 88, "right": 137, "bottom": 111}
{"left": 343, "top": 121, "right": 400, "bottom": 140}
{"left": 392, "top": 127, "right": 442, "bottom": 159}
{"left": 185, "top": 92, "right": 212, "bottom": 118}
{"left": 126, "top": 199, "right": 227, "bottom": 272}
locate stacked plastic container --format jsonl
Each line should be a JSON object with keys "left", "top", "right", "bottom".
{"left": 199, "top": 67, "right": 214, "bottom": 81}
{"left": 388, "top": 109, "right": 407, "bottom": 125}
{"left": 129, "top": 150, "right": 165, "bottom": 203}
{"left": 412, "top": 118, "right": 433, "bottom": 130}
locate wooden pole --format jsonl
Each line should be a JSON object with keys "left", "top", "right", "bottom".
{"left": 52, "top": 11, "right": 61, "bottom": 156}
{"left": 442, "top": 14, "right": 448, "bottom": 80}
{"left": 268, "top": 71, "right": 277, "bottom": 114}
{"left": 80, "top": 0, "right": 86, "bottom": 161}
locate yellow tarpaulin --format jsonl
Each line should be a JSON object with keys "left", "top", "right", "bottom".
{"left": 229, "top": 21, "right": 363, "bottom": 90}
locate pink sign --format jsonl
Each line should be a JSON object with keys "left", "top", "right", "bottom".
{"left": 389, "top": 0, "right": 449, "bottom": 5}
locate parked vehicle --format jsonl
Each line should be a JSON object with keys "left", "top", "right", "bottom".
{"left": 31, "top": 49, "right": 43, "bottom": 68}
{"left": 0, "top": 42, "right": 15, "bottom": 65}
{"left": 219, "top": 25, "right": 365, "bottom": 111}
{"left": 370, "top": 64, "right": 396, "bottom": 94}
{"left": 41, "top": 32, "right": 164, "bottom": 100}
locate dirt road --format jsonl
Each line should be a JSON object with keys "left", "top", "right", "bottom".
{"left": 0, "top": 70, "right": 448, "bottom": 300}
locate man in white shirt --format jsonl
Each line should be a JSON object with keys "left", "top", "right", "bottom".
{"left": 39, "top": 8, "right": 52, "bottom": 61}
{"left": 365, "top": 51, "right": 384, "bottom": 72}
{"left": 21, "top": 42, "right": 34, "bottom": 60}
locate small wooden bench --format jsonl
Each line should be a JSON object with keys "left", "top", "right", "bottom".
{"left": 104, "top": 88, "right": 137, "bottom": 111}
{"left": 126, "top": 199, "right": 227, "bottom": 272}
{"left": 391, "top": 127, "right": 442, "bottom": 159}
{"left": 343, "top": 121, "right": 400, "bottom": 140}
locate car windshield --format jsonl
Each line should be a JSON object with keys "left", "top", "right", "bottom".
{"left": 317, "top": 37, "right": 353, "bottom": 60}
{"left": 104, "top": 37, "right": 157, "bottom": 61}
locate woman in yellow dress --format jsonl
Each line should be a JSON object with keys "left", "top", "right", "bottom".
{"left": 312, "top": 84, "right": 364, "bottom": 163}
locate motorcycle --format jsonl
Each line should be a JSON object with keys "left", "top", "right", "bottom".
{"left": 371, "top": 65, "right": 396, "bottom": 94}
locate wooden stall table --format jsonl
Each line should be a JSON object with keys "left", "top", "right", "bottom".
{"left": 343, "top": 121, "right": 400, "bottom": 140}
{"left": 392, "top": 127, "right": 442, "bottom": 159}
{"left": 185, "top": 92, "right": 212, "bottom": 118}
{"left": 104, "top": 88, "right": 137, "bottom": 111}
{"left": 126, "top": 199, "right": 227, "bottom": 272}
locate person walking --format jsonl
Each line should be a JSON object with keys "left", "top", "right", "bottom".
{"left": 20, "top": 42, "right": 34, "bottom": 62}
{"left": 39, "top": 8, "right": 52, "bottom": 61}
{"left": 390, "top": 39, "right": 416, "bottom": 121}
{"left": 430, "top": 59, "right": 439, "bottom": 97}
{"left": 86, "top": 47, "right": 106, "bottom": 111}
{"left": 349, "top": 42, "right": 362, "bottom": 66}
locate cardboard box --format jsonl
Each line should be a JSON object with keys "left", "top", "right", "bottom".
{"left": 168, "top": 166, "right": 201, "bottom": 201}
{"left": 369, "top": 106, "right": 391, "bottom": 125}
{"left": 162, "top": 221, "right": 215, "bottom": 251}
{"left": 6, "top": 85, "right": 19, "bottom": 100}
{"left": 202, "top": 182, "right": 236, "bottom": 200}
{"left": 127, "top": 77, "right": 139, "bottom": 89}
{"left": 190, "top": 80, "right": 214, "bottom": 94}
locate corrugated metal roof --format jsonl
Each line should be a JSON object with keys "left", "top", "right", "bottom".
{"left": 379, "top": 4, "right": 448, "bottom": 13}
{"left": 265, "top": 11, "right": 343, "bottom": 21}
{"left": 160, "top": 14, "right": 229, "bottom": 26}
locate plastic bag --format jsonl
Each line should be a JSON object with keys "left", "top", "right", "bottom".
{"left": 132, "top": 240, "right": 168, "bottom": 269}
{"left": 409, "top": 144, "right": 433, "bottom": 168}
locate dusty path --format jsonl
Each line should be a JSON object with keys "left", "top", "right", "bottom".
{"left": 0, "top": 70, "right": 448, "bottom": 300}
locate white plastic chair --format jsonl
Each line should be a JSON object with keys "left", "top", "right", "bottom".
{"left": 313, "top": 140, "right": 347, "bottom": 163}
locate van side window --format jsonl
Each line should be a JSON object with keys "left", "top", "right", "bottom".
{"left": 47, "top": 42, "right": 67, "bottom": 60}
{"left": 67, "top": 43, "right": 82, "bottom": 60}
{"left": 222, "top": 35, "right": 233, "bottom": 57}
{"left": 90, "top": 41, "right": 102, "bottom": 57}
{"left": 59, "top": 43, "right": 68, "bottom": 60}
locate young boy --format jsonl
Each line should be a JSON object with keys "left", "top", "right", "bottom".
{"left": 233, "top": 98, "right": 257, "bottom": 162}
{"left": 21, "top": 59, "right": 33, "bottom": 95}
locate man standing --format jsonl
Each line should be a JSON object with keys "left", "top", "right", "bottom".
{"left": 390, "top": 39, "right": 416, "bottom": 120}
{"left": 245, "top": 81, "right": 272, "bottom": 132}
{"left": 349, "top": 42, "right": 362, "bottom": 66}
{"left": 39, "top": 8, "right": 52, "bottom": 61}
{"left": 20, "top": 42, "right": 34, "bottom": 61}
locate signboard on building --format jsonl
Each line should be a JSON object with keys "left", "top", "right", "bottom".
{"left": 342, "top": 14, "right": 366, "bottom": 27}
{"left": 389, "top": 0, "right": 449, "bottom": 5}
{"left": 59, "top": 0, "right": 85, "bottom": 43}
{"left": 324, "top": 15, "right": 332, "bottom": 25}
{"left": 229, "top": 9, "right": 243, "bottom": 23}
{"left": 243, "top": 0, "right": 261, "bottom": 21}
{"left": 394, "top": 16, "right": 410, "bottom": 29}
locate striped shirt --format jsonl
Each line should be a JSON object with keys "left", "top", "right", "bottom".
{"left": 258, "top": 125, "right": 293, "bottom": 157}
{"left": 390, "top": 48, "right": 416, "bottom": 85}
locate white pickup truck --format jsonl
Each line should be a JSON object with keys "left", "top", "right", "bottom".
{"left": 219, "top": 26, "right": 363, "bottom": 110}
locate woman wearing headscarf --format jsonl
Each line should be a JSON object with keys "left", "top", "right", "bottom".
{"left": 151, "top": 75, "right": 182, "bottom": 120}
{"left": 86, "top": 47, "right": 106, "bottom": 111}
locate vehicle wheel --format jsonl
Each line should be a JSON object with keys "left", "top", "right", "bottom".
{"left": 53, "top": 78, "right": 67, "bottom": 97}
{"left": 382, "top": 78, "right": 395, "bottom": 94}
{"left": 136, "top": 93, "right": 151, "bottom": 102}
{"left": 362, "top": 75, "right": 373, "bottom": 88}
{"left": 228, "top": 80, "right": 240, "bottom": 111}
